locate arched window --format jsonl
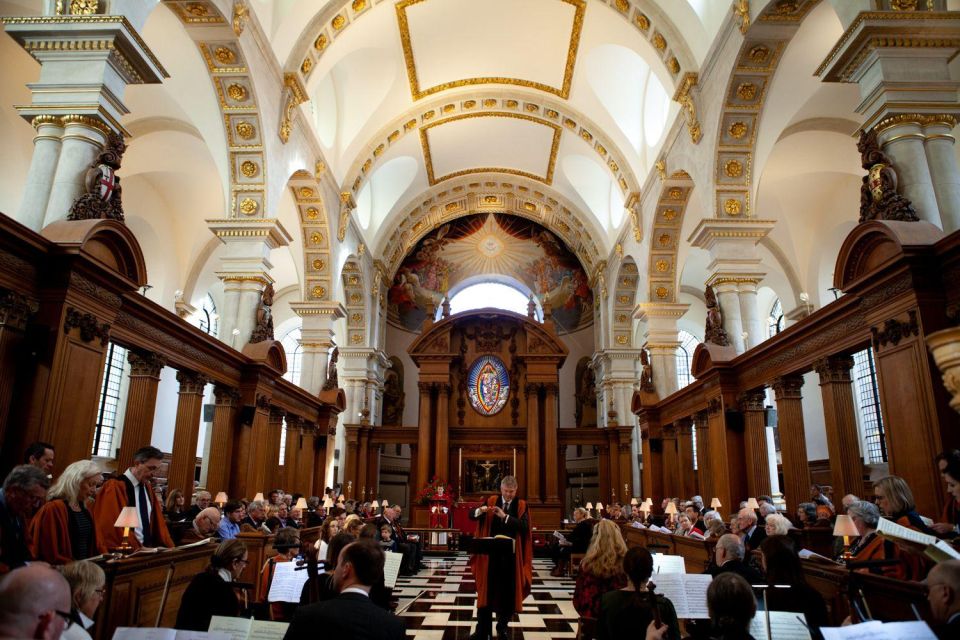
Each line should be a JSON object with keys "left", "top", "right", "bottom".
{"left": 675, "top": 330, "right": 700, "bottom": 389}
{"left": 195, "top": 294, "right": 219, "bottom": 338}
{"left": 768, "top": 298, "right": 784, "bottom": 338}
{"left": 280, "top": 327, "right": 303, "bottom": 387}
{"left": 447, "top": 281, "right": 539, "bottom": 318}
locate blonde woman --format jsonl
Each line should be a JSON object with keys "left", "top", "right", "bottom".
{"left": 29, "top": 460, "right": 102, "bottom": 564}
{"left": 573, "top": 519, "right": 628, "bottom": 619}
{"left": 341, "top": 513, "right": 363, "bottom": 537}
{"left": 61, "top": 561, "right": 106, "bottom": 640}
{"left": 764, "top": 513, "right": 792, "bottom": 537}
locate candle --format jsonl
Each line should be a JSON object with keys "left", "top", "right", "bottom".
{"left": 513, "top": 448, "right": 516, "bottom": 473}
{"left": 458, "top": 447, "right": 462, "bottom": 479}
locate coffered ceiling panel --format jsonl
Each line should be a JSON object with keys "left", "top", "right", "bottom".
{"left": 397, "top": 0, "right": 585, "bottom": 99}
{"left": 422, "top": 113, "right": 560, "bottom": 185}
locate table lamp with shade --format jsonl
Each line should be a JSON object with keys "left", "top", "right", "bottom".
{"left": 215, "top": 492, "right": 228, "bottom": 509}
{"left": 745, "top": 497, "right": 760, "bottom": 510}
{"left": 322, "top": 496, "right": 334, "bottom": 509}
{"left": 294, "top": 497, "right": 308, "bottom": 511}
{"left": 586, "top": 502, "right": 594, "bottom": 517}
{"left": 630, "top": 498, "right": 638, "bottom": 506}
{"left": 664, "top": 501, "right": 678, "bottom": 524}
{"left": 596, "top": 502, "right": 604, "bottom": 515}
{"left": 834, "top": 514, "right": 859, "bottom": 561}
{"left": 253, "top": 492, "right": 264, "bottom": 503}
{"left": 113, "top": 506, "right": 141, "bottom": 555}
{"left": 381, "top": 499, "right": 389, "bottom": 509}
{"left": 711, "top": 498, "right": 722, "bottom": 516}
{"left": 337, "top": 495, "right": 345, "bottom": 504}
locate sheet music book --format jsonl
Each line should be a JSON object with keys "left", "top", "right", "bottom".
{"left": 875, "top": 517, "right": 960, "bottom": 562}
{"left": 799, "top": 548, "right": 841, "bottom": 564}
{"left": 552, "top": 530, "right": 568, "bottom": 543}
{"left": 658, "top": 526, "right": 673, "bottom": 534}
{"left": 631, "top": 521, "right": 646, "bottom": 529}
{"left": 266, "top": 561, "right": 309, "bottom": 603}
{"left": 208, "top": 617, "right": 289, "bottom": 640}
{"left": 649, "top": 573, "right": 711, "bottom": 619}
{"left": 112, "top": 629, "right": 230, "bottom": 640}
{"left": 748, "top": 611, "right": 812, "bottom": 640}
{"left": 651, "top": 554, "right": 686, "bottom": 574}
{"left": 821, "top": 620, "right": 937, "bottom": 640}
{"left": 383, "top": 550, "right": 403, "bottom": 588}
{"left": 177, "top": 537, "right": 216, "bottom": 550}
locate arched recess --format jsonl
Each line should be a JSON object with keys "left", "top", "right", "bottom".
{"left": 341, "top": 256, "right": 368, "bottom": 347}
{"left": 647, "top": 170, "right": 694, "bottom": 303}
{"left": 287, "top": 170, "right": 334, "bottom": 303}
{"left": 162, "top": 0, "right": 269, "bottom": 218}
{"left": 612, "top": 257, "right": 638, "bottom": 347}
{"left": 377, "top": 174, "right": 605, "bottom": 276}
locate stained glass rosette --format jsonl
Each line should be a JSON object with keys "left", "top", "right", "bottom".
{"left": 467, "top": 355, "right": 510, "bottom": 416}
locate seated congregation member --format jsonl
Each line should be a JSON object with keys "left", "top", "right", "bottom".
{"left": 705, "top": 516, "right": 728, "bottom": 539}
{"left": 0, "top": 464, "right": 51, "bottom": 570}
{"left": 710, "top": 533, "right": 763, "bottom": 585}
{"left": 874, "top": 475, "right": 935, "bottom": 535}
{"left": 61, "top": 561, "right": 106, "bottom": 640}
{"left": 179, "top": 506, "right": 221, "bottom": 544}
{"left": 677, "top": 513, "right": 704, "bottom": 537}
{"left": 811, "top": 484, "right": 834, "bottom": 514}
{"left": 342, "top": 513, "right": 363, "bottom": 537}
{"left": 218, "top": 500, "right": 245, "bottom": 540}
{"left": 315, "top": 515, "right": 341, "bottom": 569}
{"left": 686, "top": 504, "right": 706, "bottom": 532}
{"left": 927, "top": 559, "right": 960, "bottom": 639}
{"left": 176, "top": 539, "right": 247, "bottom": 631}
{"left": 934, "top": 457, "right": 960, "bottom": 539}
{"left": 552, "top": 507, "right": 593, "bottom": 576}
{"left": 736, "top": 507, "right": 766, "bottom": 552}
{"left": 759, "top": 535, "right": 828, "bottom": 637}
{"left": 266, "top": 502, "right": 299, "bottom": 531}
{"left": 29, "top": 460, "right": 101, "bottom": 565}
{"left": 598, "top": 546, "right": 681, "bottom": 640}
{"left": 184, "top": 490, "right": 211, "bottom": 521}
{"left": 764, "top": 513, "right": 792, "bottom": 537}
{"left": 285, "top": 540, "right": 405, "bottom": 640}
{"left": 0, "top": 563, "right": 72, "bottom": 639}
{"left": 93, "top": 446, "right": 173, "bottom": 553}
{"left": 260, "top": 528, "right": 301, "bottom": 621}
{"left": 758, "top": 502, "right": 776, "bottom": 526}
{"left": 164, "top": 489, "right": 189, "bottom": 523}
{"left": 706, "top": 572, "right": 757, "bottom": 640}
{"left": 847, "top": 500, "right": 925, "bottom": 581}
{"left": 797, "top": 502, "right": 831, "bottom": 528}
{"left": 300, "top": 532, "right": 355, "bottom": 605}
{"left": 305, "top": 496, "right": 324, "bottom": 528}
{"left": 242, "top": 499, "right": 269, "bottom": 532}
{"left": 573, "top": 519, "right": 628, "bottom": 620}
{"left": 24, "top": 441, "right": 56, "bottom": 476}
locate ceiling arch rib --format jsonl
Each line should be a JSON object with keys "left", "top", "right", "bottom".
{"left": 378, "top": 174, "right": 605, "bottom": 279}
{"left": 612, "top": 257, "right": 639, "bottom": 347}
{"left": 288, "top": 170, "right": 334, "bottom": 304}
{"left": 648, "top": 170, "right": 694, "bottom": 304}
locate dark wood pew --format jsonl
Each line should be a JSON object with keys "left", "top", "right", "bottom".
{"left": 93, "top": 543, "right": 217, "bottom": 640}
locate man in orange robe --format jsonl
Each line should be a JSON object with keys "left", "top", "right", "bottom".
{"left": 92, "top": 445, "right": 174, "bottom": 553}
{"left": 468, "top": 475, "right": 533, "bottom": 640}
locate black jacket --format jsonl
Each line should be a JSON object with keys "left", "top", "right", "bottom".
{"left": 744, "top": 526, "right": 767, "bottom": 552}
{"left": 175, "top": 571, "right": 240, "bottom": 631}
{"left": 710, "top": 559, "right": 763, "bottom": 586}
{"left": 284, "top": 592, "right": 405, "bottom": 640}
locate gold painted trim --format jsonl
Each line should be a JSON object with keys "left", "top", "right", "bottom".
{"left": 881, "top": 132, "right": 927, "bottom": 145}
{"left": 925, "top": 133, "right": 956, "bottom": 142}
{"left": 874, "top": 112, "right": 957, "bottom": 134}
{"left": 419, "top": 112, "right": 562, "bottom": 186}
{"left": 395, "top": 0, "right": 585, "bottom": 100}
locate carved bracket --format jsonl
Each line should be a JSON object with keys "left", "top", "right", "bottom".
{"left": 0, "top": 289, "right": 38, "bottom": 331}
{"left": 127, "top": 350, "right": 165, "bottom": 377}
{"left": 672, "top": 73, "right": 702, "bottom": 145}
{"left": 278, "top": 72, "right": 307, "bottom": 144}
{"left": 63, "top": 307, "right": 110, "bottom": 346}
{"left": 871, "top": 309, "right": 919, "bottom": 350}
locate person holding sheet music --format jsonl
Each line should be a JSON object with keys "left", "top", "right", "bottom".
{"left": 847, "top": 500, "right": 925, "bottom": 581}
{"left": 259, "top": 528, "right": 301, "bottom": 621}
{"left": 873, "top": 475, "right": 936, "bottom": 536}
{"left": 573, "top": 519, "right": 629, "bottom": 620}
{"left": 469, "top": 475, "right": 533, "bottom": 640}
{"left": 29, "top": 460, "right": 101, "bottom": 565}
{"left": 175, "top": 539, "right": 247, "bottom": 631}
{"left": 598, "top": 546, "right": 681, "bottom": 640}
{"left": 60, "top": 560, "right": 106, "bottom": 640}
{"left": 758, "top": 535, "right": 829, "bottom": 639}
{"left": 933, "top": 456, "right": 960, "bottom": 539}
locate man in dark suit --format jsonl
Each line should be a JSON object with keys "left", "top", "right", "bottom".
{"left": 709, "top": 534, "right": 763, "bottom": 585}
{"left": 373, "top": 505, "right": 415, "bottom": 575}
{"left": 927, "top": 559, "right": 960, "bottom": 639}
{"left": 284, "top": 539, "right": 405, "bottom": 640}
{"left": 551, "top": 507, "right": 593, "bottom": 576}
{"left": 737, "top": 507, "right": 766, "bottom": 552}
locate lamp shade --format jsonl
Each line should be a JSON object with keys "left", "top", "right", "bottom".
{"left": 745, "top": 497, "right": 760, "bottom": 510}
{"left": 294, "top": 497, "right": 308, "bottom": 511}
{"left": 114, "top": 506, "right": 141, "bottom": 529}
{"left": 253, "top": 492, "right": 264, "bottom": 502}
{"left": 337, "top": 495, "right": 345, "bottom": 503}
{"left": 322, "top": 497, "right": 334, "bottom": 508}
{"left": 664, "top": 502, "right": 678, "bottom": 515}
{"left": 214, "top": 491, "right": 228, "bottom": 504}
{"left": 630, "top": 498, "right": 638, "bottom": 506}
{"left": 833, "top": 514, "right": 858, "bottom": 537}
{"left": 596, "top": 502, "right": 604, "bottom": 511}
{"left": 643, "top": 498, "right": 653, "bottom": 508}
{"left": 711, "top": 498, "right": 722, "bottom": 509}
{"left": 586, "top": 502, "right": 594, "bottom": 510}
{"left": 381, "top": 499, "right": 389, "bottom": 507}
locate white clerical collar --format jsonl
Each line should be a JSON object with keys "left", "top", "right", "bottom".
{"left": 341, "top": 586, "right": 370, "bottom": 597}
{"left": 124, "top": 469, "right": 139, "bottom": 487}
{"left": 217, "top": 568, "right": 232, "bottom": 583}
{"left": 79, "top": 610, "right": 95, "bottom": 630}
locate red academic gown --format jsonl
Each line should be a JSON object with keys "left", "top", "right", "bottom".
{"left": 469, "top": 495, "right": 534, "bottom": 611}
{"left": 92, "top": 475, "right": 174, "bottom": 553}
{"left": 28, "top": 499, "right": 98, "bottom": 565}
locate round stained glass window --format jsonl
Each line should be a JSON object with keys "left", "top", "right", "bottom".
{"left": 467, "top": 355, "right": 510, "bottom": 416}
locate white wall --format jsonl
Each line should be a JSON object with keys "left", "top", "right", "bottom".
{"left": 799, "top": 371, "right": 829, "bottom": 461}
{"left": 150, "top": 365, "right": 180, "bottom": 453}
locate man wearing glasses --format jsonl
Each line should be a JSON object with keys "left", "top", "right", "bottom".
{"left": 0, "top": 464, "right": 50, "bottom": 570}
{"left": 927, "top": 559, "right": 960, "bottom": 637}
{"left": 0, "top": 563, "right": 72, "bottom": 639}
{"left": 93, "top": 445, "right": 174, "bottom": 553}
{"left": 180, "top": 506, "right": 222, "bottom": 544}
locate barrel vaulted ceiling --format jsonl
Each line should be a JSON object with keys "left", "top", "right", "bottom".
{"left": 250, "top": 0, "right": 725, "bottom": 259}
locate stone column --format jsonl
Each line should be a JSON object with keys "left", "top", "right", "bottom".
{"left": 676, "top": 418, "right": 696, "bottom": 500}
{"left": 815, "top": 355, "right": 865, "bottom": 501}
{"left": 43, "top": 117, "right": 108, "bottom": 226}
{"left": 18, "top": 116, "right": 64, "bottom": 231}
{"left": 434, "top": 383, "right": 450, "bottom": 481}
{"left": 416, "top": 382, "right": 433, "bottom": 489}
{"left": 713, "top": 281, "right": 746, "bottom": 354}
{"left": 117, "top": 350, "right": 165, "bottom": 468}
{"left": 206, "top": 385, "right": 239, "bottom": 496}
{"left": 923, "top": 116, "right": 960, "bottom": 233}
{"left": 167, "top": 371, "right": 207, "bottom": 502}
{"left": 737, "top": 280, "right": 764, "bottom": 350}
{"left": 526, "top": 383, "right": 541, "bottom": 502}
{"left": 739, "top": 388, "right": 772, "bottom": 499}
{"left": 636, "top": 408, "right": 663, "bottom": 501}
{"left": 694, "top": 410, "right": 712, "bottom": 501}
{"left": 661, "top": 424, "right": 679, "bottom": 498}
{"left": 283, "top": 414, "right": 302, "bottom": 492}
{"left": 772, "top": 375, "right": 810, "bottom": 513}
{"left": 544, "top": 382, "right": 560, "bottom": 503}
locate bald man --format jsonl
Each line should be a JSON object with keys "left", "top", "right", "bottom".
{"left": 179, "top": 506, "right": 222, "bottom": 544}
{"left": 0, "top": 563, "right": 72, "bottom": 639}
{"left": 927, "top": 559, "right": 960, "bottom": 637}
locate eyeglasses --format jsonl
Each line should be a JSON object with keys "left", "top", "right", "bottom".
{"left": 51, "top": 610, "right": 74, "bottom": 629}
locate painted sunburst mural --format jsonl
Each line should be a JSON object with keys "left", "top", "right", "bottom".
{"left": 388, "top": 213, "right": 592, "bottom": 333}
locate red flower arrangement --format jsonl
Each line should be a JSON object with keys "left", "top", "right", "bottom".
{"left": 416, "top": 475, "right": 456, "bottom": 506}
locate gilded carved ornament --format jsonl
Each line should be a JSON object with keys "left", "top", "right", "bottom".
{"left": 232, "top": 0, "right": 249, "bottom": 36}
{"left": 655, "top": 158, "right": 666, "bottom": 180}
{"left": 279, "top": 73, "right": 307, "bottom": 144}
{"left": 338, "top": 192, "right": 356, "bottom": 242}
{"left": 733, "top": 0, "right": 750, "bottom": 34}
{"left": 673, "top": 73, "right": 702, "bottom": 144}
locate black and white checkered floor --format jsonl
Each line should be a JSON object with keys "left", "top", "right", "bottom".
{"left": 394, "top": 554, "right": 578, "bottom": 639}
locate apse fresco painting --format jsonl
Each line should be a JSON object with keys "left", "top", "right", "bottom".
{"left": 467, "top": 355, "right": 510, "bottom": 416}
{"left": 387, "top": 213, "right": 593, "bottom": 333}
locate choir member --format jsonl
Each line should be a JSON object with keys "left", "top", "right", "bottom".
{"left": 29, "top": 460, "right": 102, "bottom": 564}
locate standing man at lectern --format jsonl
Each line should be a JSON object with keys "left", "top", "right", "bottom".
{"left": 469, "top": 475, "right": 533, "bottom": 640}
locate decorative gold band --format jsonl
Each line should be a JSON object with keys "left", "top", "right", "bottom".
{"left": 874, "top": 113, "right": 957, "bottom": 135}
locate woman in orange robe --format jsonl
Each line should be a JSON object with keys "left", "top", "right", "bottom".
{"left": 29, "top": 460, "right": 102, "bottom": 564}
{"left": 258, "top": 527, "right": 301, "bottom": 621}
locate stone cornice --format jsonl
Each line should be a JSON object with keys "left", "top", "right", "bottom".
{"left": 206, "top": 218, "right": 293, "bottom": 248}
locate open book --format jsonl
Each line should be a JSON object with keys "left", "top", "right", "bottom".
{"left": 799, "top": 548, "right": 841, "bottom": 564}
{"left": 648, "top": 573, "right": 712, "bottom": 618}
{"left": 876, "top": 517, "right": 960, "bottom": 563}
{"left": 266, "top": 561, "right": 308, "bottom": 603}
{"left": 208, "top": 616, "right": 288, "bottom": 640}
{"left": 651, "top": 554, "right": 686, "bottom": 575}
{"left": 112, "top": 629, "right": 229, "bottom": 640}
{"left": 748, "top": 610, "right": 812, "bottom": 640}
{"left": 821, "top": 620, "right": 937, "bottom": 640}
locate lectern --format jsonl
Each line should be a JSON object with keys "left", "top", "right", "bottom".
{"left": 468, "top": 536, "right": 516, "bottom": 555}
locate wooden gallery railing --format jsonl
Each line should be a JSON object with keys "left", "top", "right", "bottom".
{"left": 633, "top": 221, "right": 960, "bottom": 517}
{"left": 0, "top": 214, "right": 345, "bottom": 500}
